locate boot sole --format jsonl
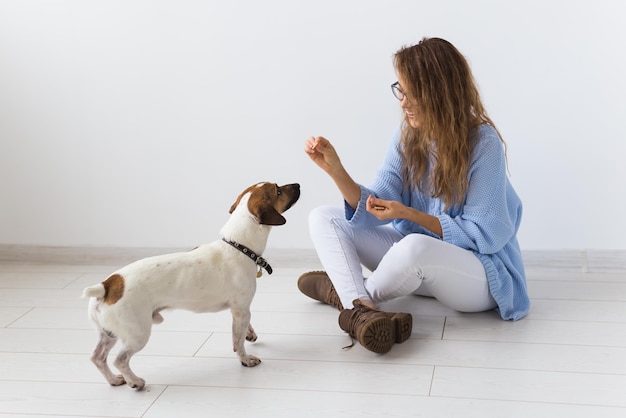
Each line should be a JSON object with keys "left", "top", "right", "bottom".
{"left": 358, "top": 317, "right": 394, "bottom": 354}
{"left": 390, "top": 313, "right": 412, "bottom": 343}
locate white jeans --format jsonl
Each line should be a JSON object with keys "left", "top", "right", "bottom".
{"left": 309, "top": 206, "right": 497, "bottom": 312}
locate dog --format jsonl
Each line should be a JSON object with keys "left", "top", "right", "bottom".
{"left": 82, "top": 182, "right": 300, "bottom": 389}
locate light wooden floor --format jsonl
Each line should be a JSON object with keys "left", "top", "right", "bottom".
{"left": 0, "top": 249, "right": 625, "bottom": 417}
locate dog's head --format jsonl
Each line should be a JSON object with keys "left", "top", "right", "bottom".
{"left": 229, "top": 182, "right": 300, "bottom": 225}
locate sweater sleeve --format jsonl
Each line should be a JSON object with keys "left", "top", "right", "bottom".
{"left": 437, "top": 130, "right": 519, "bottom": 254}
{"left": 345, "top": 128, "right": 408, "bottom": 229}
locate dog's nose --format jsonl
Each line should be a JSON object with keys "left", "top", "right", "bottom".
{"left": 282, "top": 183, "right": 300, "bottom": 192}
{"left": 283, "top": 183, "right": 300, "bottom": 209}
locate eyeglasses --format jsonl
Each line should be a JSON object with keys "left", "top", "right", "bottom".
{"left": 391, "top": 81, "right": 405, "bottom": 101}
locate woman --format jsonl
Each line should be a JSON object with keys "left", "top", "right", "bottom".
{"left": 298, "top": 37, "right": 530, "bottom": 354}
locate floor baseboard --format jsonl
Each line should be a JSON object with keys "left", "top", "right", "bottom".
{"left": 0, "top": 244, "right": 624, "bottom": 273}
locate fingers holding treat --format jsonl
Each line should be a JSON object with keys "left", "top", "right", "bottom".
{"left": 367, "top": 195, "right": 387, "bottom": 211}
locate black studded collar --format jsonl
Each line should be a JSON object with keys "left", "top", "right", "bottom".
{"left": 221, "top": 238, "right": 273, "bottom": 277}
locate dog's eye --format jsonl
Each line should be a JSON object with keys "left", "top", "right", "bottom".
{"left": 276, "top": 187, "right": 282, "bottom": 196}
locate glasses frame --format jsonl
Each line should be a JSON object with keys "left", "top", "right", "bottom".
{"left": 391, "top": 81, "right": 406, "bottom": 101}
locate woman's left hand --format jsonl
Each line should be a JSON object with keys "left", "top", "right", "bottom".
{"left": 366, "top": 195, "right": 406, "bottom": 220}
{"left": 367, "top": 194, "right": 443, "bottom": 237}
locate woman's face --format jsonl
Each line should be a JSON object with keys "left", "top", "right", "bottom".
{"left": 396, "top": 77, "right": 420, "bottom": 128}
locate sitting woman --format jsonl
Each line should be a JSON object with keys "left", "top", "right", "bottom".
{"left": 298, "top": 37, "right": 530, "bottom": 354}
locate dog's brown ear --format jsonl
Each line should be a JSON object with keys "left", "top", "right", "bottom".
{"left": 229, "top": 193, "right": 246, "bottom": 214}
{"left": 255, "top": 205, "right": 286, "bottom": 226}
{"left": 229, "top": 202, "right": 238, "bottom": 214}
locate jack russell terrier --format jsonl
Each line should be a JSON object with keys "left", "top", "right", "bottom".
{"left": 82, "top": 182, "right": 300, "bottom": 389}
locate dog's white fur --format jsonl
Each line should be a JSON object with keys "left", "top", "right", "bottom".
{"left": 82, "top": 182, "right": 300, "bottom": 389}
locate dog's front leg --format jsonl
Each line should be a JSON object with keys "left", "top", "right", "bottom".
{"left": 246, "top": 323, "right": 257, "bottom": 342}
{"left": 231, "top": 307, "right": 261, "bottom": 367}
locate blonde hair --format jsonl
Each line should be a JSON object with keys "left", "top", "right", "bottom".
{"left": 393, "top": 37, "right": 505, "bottom": 209}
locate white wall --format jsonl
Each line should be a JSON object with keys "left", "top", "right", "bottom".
{"left": 1, "top": 0, "right": 624, "bottom": 250}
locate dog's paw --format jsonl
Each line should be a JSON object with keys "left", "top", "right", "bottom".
{"left": 152, "top": 311, "right": 164, "bottom": 324}
{"left": 108, "top": 375, "right": 126, "bottom": 386}
{"left": 246, "top": 331, "right": 258, "bottom": 342}
{"left": 240, "top": 355, "right": 262, "bottom": 367}
{"left": 127, "top": 377, "right": 146, "bottom": 390}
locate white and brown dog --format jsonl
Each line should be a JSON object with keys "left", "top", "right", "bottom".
{"left": 82, "top": 182, "right": 300, "bottom": 389}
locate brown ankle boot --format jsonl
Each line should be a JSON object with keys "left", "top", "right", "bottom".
{"left": 338, "top": 300, "right": 413, "bottom": 353}
{"left": 297, "top": 271, "right": 344, "bottom": 310}
{"left": 338, "top": 300, "right": 394, "bottom": 353}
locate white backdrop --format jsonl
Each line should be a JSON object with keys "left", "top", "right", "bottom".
{"left": 1, "top": 0, "right": 624, "bottom": 250}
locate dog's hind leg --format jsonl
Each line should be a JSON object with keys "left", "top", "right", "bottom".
{"left": 114, "top": 323, "right": 151, "bottom": 390}
{"left": 113, "top": 339, "right": 149, "bottom": 390}
{"left": 91, "top": 329, "right": 125, "bottom": 386}
{"left": 113, "top": 330, "right": 151, "bottom": 390}
{"left": 113, "top": 348, "right": 145, "bottom": 390}
{"left": 231, "top": 307, "right": 261, "bottom": 367}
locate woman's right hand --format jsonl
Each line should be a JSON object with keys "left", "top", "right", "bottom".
{"left": 304, "top": 135, "right": 361, "bottom": 209}
{"left": 304, "top": 136, "right": 343, "bottom": 175}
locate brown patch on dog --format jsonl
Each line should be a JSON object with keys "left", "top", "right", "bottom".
{"left": 229, "top": 183, "right": 264, "bottom": 214}
{"left": 249, "top": 193, "right": 286, "bottom": 225}
{"left": 102, "top": 274, "right": 125, "bottom": 305}
{"left": 228, "top": 182, "right": 300, "bottom": 225}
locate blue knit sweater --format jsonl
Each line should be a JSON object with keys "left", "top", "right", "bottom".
{"left": 345, "top": 124, "right": 530, "bottom": 320}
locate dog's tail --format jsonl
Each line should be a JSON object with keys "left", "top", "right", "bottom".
{"left": 82, "top": 284, "right": 106, "bottom": 299}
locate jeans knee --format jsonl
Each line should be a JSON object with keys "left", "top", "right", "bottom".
{"left": 393, "top": 233, "right": 438, "bottom": 259}
{"left": 309, "top": 206, "right": 342, "bottom": 232}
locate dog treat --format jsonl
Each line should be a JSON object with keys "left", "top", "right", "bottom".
{"left": 367, "top": 196, "right": 385, "bottom": 211}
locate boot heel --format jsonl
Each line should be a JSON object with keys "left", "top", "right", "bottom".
{"left": 390, "top": 313, "right": 412, "bottom": 343}
{"left": 357, "top": 316, "right": 394, "bottom": 354}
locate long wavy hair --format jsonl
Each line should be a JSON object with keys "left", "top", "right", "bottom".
{"left": 393, "top": 37, "right": 505, "bottom": 209}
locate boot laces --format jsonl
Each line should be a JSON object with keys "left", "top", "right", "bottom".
{"left": 342, "top": 301, "right": 380, "bottom": 350}
{"left": 326, "top": 287, "right": 343, "bottom": 310}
